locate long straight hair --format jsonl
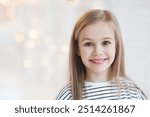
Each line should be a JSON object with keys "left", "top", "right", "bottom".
{"left": 69, "top": 9, "right": 127, "bottom": 100}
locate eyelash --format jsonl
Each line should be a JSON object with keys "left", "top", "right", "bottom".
{"left": 84, "top": 42, "right": 94, "bottom": 47}
{"left": 102, "top": 41, "right": 111, "bottom": 45}
{"left": 83, "top": 41, "right": 111, "bottom": 47}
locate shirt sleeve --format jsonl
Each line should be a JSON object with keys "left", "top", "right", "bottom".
{"left": 56, "top": 84, "right": 72, "bottom": 100}
{"left": 135, "top": 87, "right": 148, "bottom": 100}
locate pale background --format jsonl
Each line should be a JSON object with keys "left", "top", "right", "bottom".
{"left": 0, "top": 0, "right": 150, "bottom": 99}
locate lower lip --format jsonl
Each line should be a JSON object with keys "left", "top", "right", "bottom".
{"left": 90, "top": 59, "right": 106, "bottom": 64}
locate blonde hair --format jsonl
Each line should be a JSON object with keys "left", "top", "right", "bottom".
{"left": 69, "top": 9, "right": 126, "bottom": 100}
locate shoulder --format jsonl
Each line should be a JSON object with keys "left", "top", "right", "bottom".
{"left": 120, "top": 77, "right": 136, "bottom": 87}
{"left": 56, "top": 83, "right": 72, "bottom": 100}
{"left": 120, "top": 77, "right": 147, "bottom": 100}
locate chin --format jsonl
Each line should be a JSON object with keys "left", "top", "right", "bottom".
{"left": 92, "top": 69, "right": 107, "bottom": 74}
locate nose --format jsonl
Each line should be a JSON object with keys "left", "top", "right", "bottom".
{"left": 93, "top": 45, "right": 104, "bottom": 56}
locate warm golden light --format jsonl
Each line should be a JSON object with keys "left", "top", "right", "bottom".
{"left": 0, "top": 0, "right": 11, "bottom": 6}
{"left": 60, "top": 44, "right": 69, "bottom": 54}
{"left": 6, "top": 7, "right": 14, "bottom": 18}
{"left": 28, "top": 29, "right": 38, "bottom": 39}
{"left": 27, "top": 40, "right": 36, "bottom": 48}
{"left": 65, "top": 0, "right": 78, "bottom": 7}
{"left": 15, "top": 33, "right": 25, "bottom": 43}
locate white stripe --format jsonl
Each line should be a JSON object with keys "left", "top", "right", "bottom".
{"left": 56, "top": 78, "right": 147, "bottom": 100}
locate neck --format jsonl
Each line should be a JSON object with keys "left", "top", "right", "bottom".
{"left": 86, "top": 69, "right": 111, "bottom": 83}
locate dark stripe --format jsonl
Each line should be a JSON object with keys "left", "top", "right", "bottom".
{"left": 83, "top": 90, "right": 126, "bottom": 99}
{"left": 56, "top": 84, "right": 71, "bottom": 100}
{"left": 62, "top": 92, "right": 72, "bottom": 100}
{"left": 83, "top": 88, "right": 117, "bottom": 96}
{"left": 56, "top": 79, "right": 147, "bottom": 100}
{"left": 89, "top": 94, "right": 122, "bottom": 100}
{"left": 83, "top": 85, "right": 115, "bottom": 91}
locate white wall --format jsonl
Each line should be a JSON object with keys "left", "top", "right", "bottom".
{"left": 0, "top": 0, "right": 149, "bottom": 99}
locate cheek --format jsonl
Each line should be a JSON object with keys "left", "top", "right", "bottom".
{"left": 80, "top": 49, "right": 88, "bottom": 58}
{"left": 80, "top": 48, "right": 92, "bottom": 60}
{"left": 107, "top": 46, "right": 116, "bottom": 59}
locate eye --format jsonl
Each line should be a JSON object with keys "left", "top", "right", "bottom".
{"left": 102, "top": 41, "right": 111, "bottom": 46}
{"left": 84, "top": 42, "right": 94, "bottom": 47}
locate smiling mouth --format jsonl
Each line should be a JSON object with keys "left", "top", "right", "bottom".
{"left": 89, "top": 58, "right": 107, "bottom": 64}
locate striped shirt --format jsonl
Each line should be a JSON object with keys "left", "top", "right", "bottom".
{"left": 56, "top": 78, "right": 147, "bottom": 100}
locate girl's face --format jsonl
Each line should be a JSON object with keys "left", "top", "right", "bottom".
{"left": 78, "top": 21, "right": 116, "bottom": 76}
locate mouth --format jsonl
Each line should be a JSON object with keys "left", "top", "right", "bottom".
{"left": 89, "top": 58, "right": 108, "bottom": 64}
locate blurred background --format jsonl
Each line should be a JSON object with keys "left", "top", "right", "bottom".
{"left": 0, "top": 0, "right": 150, "bottom": 99}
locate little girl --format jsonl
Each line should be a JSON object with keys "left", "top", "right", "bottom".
{"left": 56, "top": 9, "right": 147, "bottom": 100}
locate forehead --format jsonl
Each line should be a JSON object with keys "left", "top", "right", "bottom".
{"left": 79, "top": 21, "right": 115, "bottom": 41}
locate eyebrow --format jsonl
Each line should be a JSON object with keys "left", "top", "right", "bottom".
{"left": 81, "top": 37, "right": 113, "bottom": 42}
{"left": 102, "top": 37, "right": 113, "bottom": 40}
{"left": 81, "top": 38, "right": 92, "bottom": 42}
